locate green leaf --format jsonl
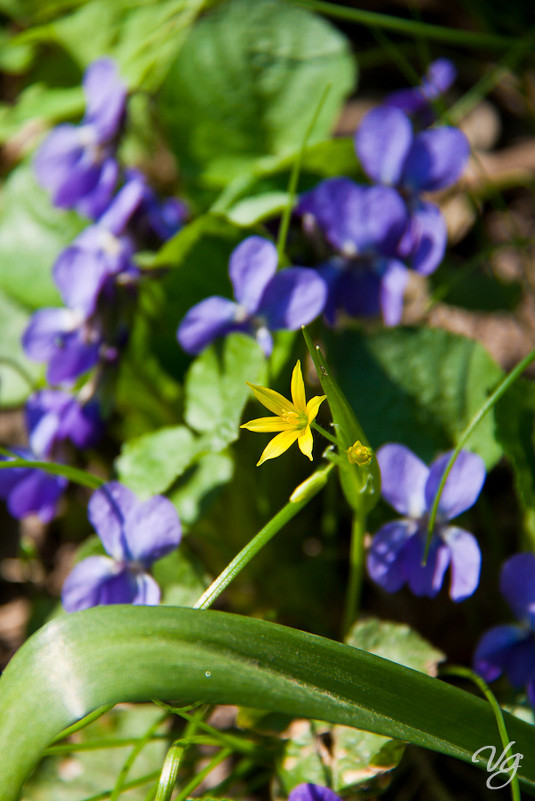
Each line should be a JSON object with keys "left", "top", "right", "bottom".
{"left": 169, "top": 451, "right": 234, "bottom": 526}
{"left": 303, "top": 328, "right": 381, "bottom": 513}
{"left": 0, "top": 164, "right": 85, "bottom": 310}
{"left": 184, "top": 333, "right": 266, "bottom": 451}
{"left": 116, "top": 425, "right": 199, "bottom": 499}
{"left": 280, "top": 618, "right": 445, "bottom": 794}
{"left": 1, "top": 606, "right": 535, "bottom": 800}
{"left": 346, "top": 617, "right": 445, "bottom": 677}
{"left": 325, "top": 327, "right": 504, "bottom": 469}
{"left": 158, "top": 0, "right": 356, "bottom": 186}
{"left": 0, "top": 290, "right": 41, "bottom": 407}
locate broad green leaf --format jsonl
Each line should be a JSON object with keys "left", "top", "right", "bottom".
{"left": 346, "top": 618, "right": 445, "bottom": 676}
{"left": 184, "top": 333, "right": 266, "bottom": 450}
{"left": 279, "top": 618, "right": 444, "bottom": 794}
{"left": 0, "top": 290, "right": 41, "bottom": 407}
{"left": 116, "top": 425, "right": 198, "bottom": 498}
{"left": 325, "top": 327, "right": 504, "bottom": 469}
{"left": 169, "top": 451, "right": 234, "bottom": 526}
{"left": 1, "top": 606, "right": 535, "bottom": 800}
{"left": 304, "top": 328, "right": 381, "bottom": 513}
{"left": 0, "top": 164, "right": 85, "bottom": 310}
{"left": 158, "top": 0, "right": 356, "bottom": 186}
{"left": 23, "top": 704, "right": 167, "bottom": 801}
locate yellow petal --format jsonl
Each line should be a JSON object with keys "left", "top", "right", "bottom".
{"left": 290, "top": 360, "right": 306, "bottom": 412}
{"left": 297, "top": 425, "right": 314, "bottom": 461}
{"left": 306, "top": 394, "right": 326, "bottom": 423}
{"left": 241, "top": 416, "right": 297, "bottom": 433}
{"left": 246, "top": 382, "right": 296, "bottom": 416}
{"left": 257, "top": 429, "right": 301, "bottom": 466}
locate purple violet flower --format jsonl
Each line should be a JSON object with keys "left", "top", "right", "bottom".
{"left": 356, "top": 105, "right": 469, "bottom": 196}
{"left": 367, "top": 443, "right": 485, "bottom": 601}
{"left": 61, "top": 482, "right": 182, "bottom": 611}
{"left": 297, "top": 178, "right": 410, "bottom": 325}
{"left": 34, "top": 58, "right": 126, "bottom": 218}
{"left": 0, "top": 447, "right": 67, "bottom": 523}
{"left": 177, "top": 236, "right": 327, "bottom": 356}
{"left": 22, "top": 307, "right": 102, "bottom": 386}
{"left": 385, "top": 58, "right": 457, "bottom": 124}
{"left": 288, "top": 785, "right": 341, "bottom": 801}
{"left": 26, "top": 389, "right": 102, "bottom": 456}
{"left": 474, "top": 553, "right": 535, "bottom": 706}
{"left": 52, "top": 178, "right": 144, "bottom": 317}
{"left": 355, "top": 105, "right": 469, "bottom": 276}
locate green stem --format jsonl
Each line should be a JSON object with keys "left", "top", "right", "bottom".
{"left": 174, "top": 748, "right": 232, "bottom": 801}
{"left": 425, "top": 346, "right": 535, "bottom": 561}
{"left": 287, "top": 0, "right": 515, "bottom": 49}
{"left": 311, "top": 420, "right": 339, "bottom": 447}
{"left": 0, "top": 446, "right": 103, "bottom": 490}
{"left": 441, "top": 667, "right": 521, "bottom": 801}
{"left": 110, "top": 713, "right": 168, "bottom": 801}
{"left": 154, "top": 741, "right": 184, "bottom": 801}
{"left": 52, "top": 704, "right": 115, "bottom": 742}
{"left": 276, "top": 83, "right": 331, "bottom": 265}
{"left": 160, "top": 706, "right": 257, "bottom": 755}
{"left": 79, "top": 771, "right": 162, "bottom": 801}
{"left": 194, "top": 463, "right": 334, "bottom": 609}
{"left": 341, "top": 511, "right": 365, "bottom": 637}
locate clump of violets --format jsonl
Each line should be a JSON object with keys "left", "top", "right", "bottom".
{"left": 62, "top": 482, "right": 181, "bottom": 611}
{"left": 298, "top": 63, "right": 469, "bottom": 327}
{"left": 4, "top": 57, "right": 187, "bottom": 526}
{"left": 34, "top": 58, "right": 126, "bottom": 219}
{"left": 474, "top": 553, "right": 535, "bottom": 706}
{"left": 177, "top": 236, "right": 326, "bottom": 356}
{"left": 0, "top": 390, "right": 101, "bottom": 522}
{"left": 367, "top": 444, "right": 485, "bottom": 601}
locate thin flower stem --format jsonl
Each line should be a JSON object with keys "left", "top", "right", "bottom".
{"left": 174, "top": 747, "right": 232, "bottom": 801}
{"left": 276, "top": 83, "right": 331, "bottom": 265}
{"left": 0, "top": 446, "right": 103, "bottom": 490}
{"left": 311, "top": 420, "right": 339, "bottom": 447}
{"left": 154, "top": 741, "right": 184, "bottom": 801}
{"left": 440, "top": 666, "right": 521, "bottom": 801}
{"left": 425, "top": 346, "right": 535, "bottom": 562}
{"left": 194, "top": 463, "right": 334, "bottom": 609}
{"left": 341, "top": 511, "right": 365, "bottom": 638}
{"left": 79, "top": 771, "right": 162, "bottom": 801}
{"left": 161, "top": 706, "right": 257, "bottom": 756}
{"left": 287, "top": 0, "right": 514, "bottom": 49}
{"left": 110, "top": 713, "right": 168, "bottom": 801}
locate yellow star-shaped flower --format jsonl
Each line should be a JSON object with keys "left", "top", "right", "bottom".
{"left": 241, "top": 360, "right": 326, "bottom": 466}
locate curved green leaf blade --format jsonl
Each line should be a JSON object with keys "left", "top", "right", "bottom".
{"left": 303, "top": 328, "right": 381, "bottom": 512}
{"left": 1, "top": 607, "right": 534, "bottom": 800}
